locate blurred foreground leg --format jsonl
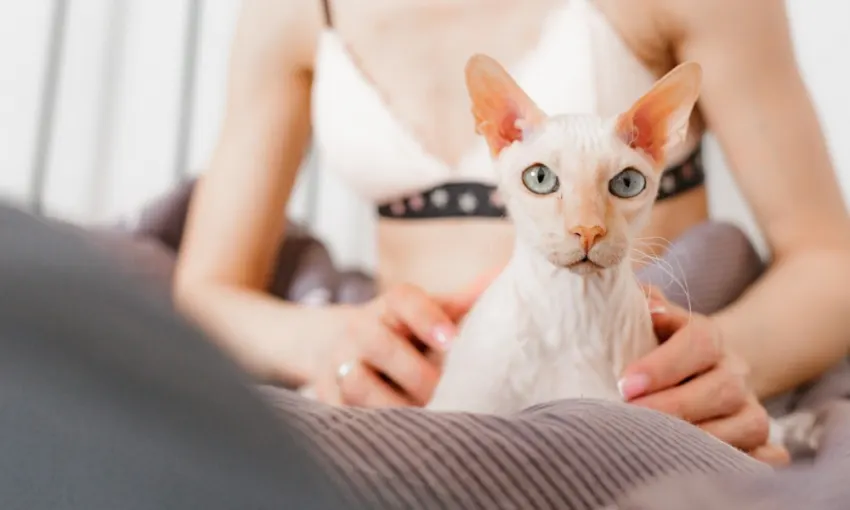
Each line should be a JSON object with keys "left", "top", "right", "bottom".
{"left": 0, "top": 205, "right": 352, "bottom": 510}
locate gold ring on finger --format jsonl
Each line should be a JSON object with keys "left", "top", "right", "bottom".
{"left": 336, "top": 360, "right": 357, "bottom": 387}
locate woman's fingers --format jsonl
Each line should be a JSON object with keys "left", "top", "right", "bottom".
{"left": 350, "top": 316, "right": 440, "bottom": 405}
{"left": 381, "top": 284, "right": 458, "bottom": 352}
{"left": 322, "top": 283, "right": 458, "bottom": 409}
{"left": 630, "top": 364, "right": 748, "bottom": 424}
{"left": 336, "top": 361, "right": 415, "bottom": 408}
{"left": 697, "top": 398, "right": 771, "bottom": 451}
{"left": 642, "top": 284, "right": 668, "bottom": 311}
{"left": 749, "top": 443, "right": 791, "bottom": 467}
{"left": 641, "top": 285, "right": 692, "bottom": 341}
{"left": 620, "top": 313, "right": 723, "bottom": 400}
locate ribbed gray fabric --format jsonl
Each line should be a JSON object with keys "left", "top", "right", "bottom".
{"left": 262, "top": 389, "right": 768, "bottom": 510}
{"left": 258, "top": 221, "right": 850, "bottom": 510}
{"left": 611, "top": 400, "right": 850, "bottom": 510}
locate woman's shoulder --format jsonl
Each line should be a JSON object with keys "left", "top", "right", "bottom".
{"left": 232, "top": 0, "right": 327, "bottom": 74}
{"left": 596, "top": 0, "right": 771, "bottom": 77}
{"left": 642, "top": 0, "right": 784, "bottom": 43}
{"left": 593, "top": 0, "right": 675, "bottom": 76}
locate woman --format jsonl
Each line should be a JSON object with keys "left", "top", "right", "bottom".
{"left": 174, "top": 0, "right": 850, "bottom": 463}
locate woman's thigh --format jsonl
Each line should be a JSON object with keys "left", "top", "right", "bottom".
{"left": 264, "top": 388, "right": 766, "bottom": 510}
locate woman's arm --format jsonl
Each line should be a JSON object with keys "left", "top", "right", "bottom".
{"left": 669, "top": 0, "right": 850, "bottom": 398}
{"left": 174, "top": 0, "right": 341, "bottom": 386}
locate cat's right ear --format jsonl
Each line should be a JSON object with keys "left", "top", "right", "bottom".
{"left": 465, "top": 54, "right": 547, "bottom": 157}
{"left": 615, "top": 62, "right": 702, "bottom": 168}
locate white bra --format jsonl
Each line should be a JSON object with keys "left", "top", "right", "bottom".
{"left": 311, "top": 0, "right": 697, "bottom": 214}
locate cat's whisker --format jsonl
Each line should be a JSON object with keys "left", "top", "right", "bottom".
{"left": 630, "top": 272, "right": 653, "bottom": 303}
{"left": 634, "top": 236, "right": 675, "bottom": 252}
{"left": 630, "top": 246, "right": 693, "bottom": 318}
{"left": 630, "top": 249, "right": 678, "bottom": 278}
{"left": 635, "top": 235, "right": 674, "bottom": 244}
{"left": 633, "top": 237, "right": 692, "bottom": 296}
{"left": 632, "top": 236, "right": 693, "bottom": 317}
{"left": 630, "top": 249, "right": 681, "bottom": 292}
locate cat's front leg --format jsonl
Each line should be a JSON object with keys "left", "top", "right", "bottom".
{"left": 611, "top": 293, "right": 657, "bottom": 383}
{"left": 427, "top": 373, "right": 510, "bottom": 414}
{"left": 426, "top": 326, "right": 518, "bottom": 414}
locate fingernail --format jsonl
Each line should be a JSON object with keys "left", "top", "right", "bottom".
{"left": 617, "top": 374, "right": 650, "bottom": 400}
{"left": 431, "top": 324, "right": 456, "bottom": 351}
{"left": 647, "top": 297, "right": 667, "bottom": 314}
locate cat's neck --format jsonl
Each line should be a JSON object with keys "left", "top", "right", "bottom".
{"left": 508, "top": 238, "right": 636, "bottom": 302}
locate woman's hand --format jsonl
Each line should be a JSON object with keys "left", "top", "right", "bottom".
{"left": 313, "top": 270, "right": 497, "bottom": 408}
{"left": 619, "top": 287, "right": 790, "bottom": 466}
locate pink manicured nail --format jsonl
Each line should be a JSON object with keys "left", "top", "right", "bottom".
{"left": 431, "top": 324, "right": 456, "bottom": 350}
{"left": 649, "top": 304, "right": 667, "bottom": 315}
{"left": 617, "top": 374, "right": 650, "bottom": 400}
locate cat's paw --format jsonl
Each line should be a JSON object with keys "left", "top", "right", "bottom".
{"left": 769, "top": 410, "right": 824, "bottom": 459}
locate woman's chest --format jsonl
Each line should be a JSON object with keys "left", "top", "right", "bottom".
{"left": 314, "top": 0, "right": 668, "bottom": 179}
{"left": 322, "top": 0, "right": 562, "bottom": 170}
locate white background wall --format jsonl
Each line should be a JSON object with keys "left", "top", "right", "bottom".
{"left": 1, "top": 1, "right": 848, "bottom": 270}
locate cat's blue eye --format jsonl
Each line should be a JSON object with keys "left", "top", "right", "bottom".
{"left": 608, "top": 168, "right": 646, "bottom": 198}
{"left": 521, "top": 164, "right": 559, "bottom": 195}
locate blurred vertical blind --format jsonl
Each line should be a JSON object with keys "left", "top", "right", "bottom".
{"left": 0, "top": 0, "right": 848, "bottom": 270}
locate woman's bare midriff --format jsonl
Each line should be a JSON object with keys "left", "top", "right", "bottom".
{"left": 375, "top": 186, "right": 709, "bottom": 295}
{"left": 327, "top": 0, "right": 711, "bottom": 295}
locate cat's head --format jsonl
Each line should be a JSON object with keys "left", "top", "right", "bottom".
{"left": 465, "top": 54, "right": 702, "bottom": 275}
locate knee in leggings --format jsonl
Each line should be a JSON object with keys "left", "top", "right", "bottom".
{"left": 685, "top": 221, "right": 764, "bottom": 279}
{"left": 674, "top": 221, "right": 753, "bottom": 256}
{"left": 638, "top": 221, "right": 764, "bottom": 314}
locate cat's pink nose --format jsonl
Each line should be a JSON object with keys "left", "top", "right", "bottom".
{"left": 569, "top": 225, "right": 606, "bottom": 252}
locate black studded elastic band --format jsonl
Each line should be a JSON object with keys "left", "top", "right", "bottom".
{"left": 377, "top": 143, "right": 704, "bottom": 220}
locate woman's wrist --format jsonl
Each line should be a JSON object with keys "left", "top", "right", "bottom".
{"left": 710, "top": 309, "right": 770, "bottom": 400}
{"left": 295, "top": 303, "right": 358, "bottom": 386}
{"left": 175, "top": 281, "right": 356, "bottom": 386}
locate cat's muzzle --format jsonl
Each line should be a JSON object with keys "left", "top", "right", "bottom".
{"left": 567, "top": 259, "right": 605, "bottom": 275}
{"left": 552, "top": 252, "right": 606, "bottom": 274}
{"left": 548, "top": 247, "right": 615, "bottom": 274}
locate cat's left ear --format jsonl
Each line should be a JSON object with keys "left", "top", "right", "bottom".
{"left": 465, "top": 54, "right": 547, "bottom": 157}
{"left": 615, "top": 62, "right": 702, "bottom": 168}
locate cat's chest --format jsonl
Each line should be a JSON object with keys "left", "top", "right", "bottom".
{"left": 514, "top": 283, "right": 629, "bottom": 351}
{"left": 510, "top": 299, "right": 624, "bottom": 393}
{"left": 524, "top": 344, "right": 623, "bottom": 403}
{"left": 487, "top": 275, "right": 654, "bottom": 404}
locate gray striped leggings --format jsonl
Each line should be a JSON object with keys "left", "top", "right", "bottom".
{"left": 262, "top": 221, "right": 801, "bottom": 509}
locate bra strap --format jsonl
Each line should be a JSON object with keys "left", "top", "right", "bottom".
{"left": 320, "top": 0, "right": 334, "bottom": 27}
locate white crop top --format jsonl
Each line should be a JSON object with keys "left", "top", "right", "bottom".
{"left": 310, "top": 0, "right": 704, "bottom": 217}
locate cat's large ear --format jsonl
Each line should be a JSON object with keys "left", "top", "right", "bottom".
{"left": 465, "top": 54, "right": 547, "bottom": 157}
{"left": 615, "top": 62, "right": 702, "bottom": 167}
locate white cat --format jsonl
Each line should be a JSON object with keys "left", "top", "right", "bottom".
{"left": 427, "top": 54, "right": 701, "bottom": 413}
{"left": 425, "top": 54, "right": 824, "bottom": 460}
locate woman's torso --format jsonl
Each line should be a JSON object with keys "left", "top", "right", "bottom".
{"left": 310, "top": 0, "right": 708, "bottom": 294}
